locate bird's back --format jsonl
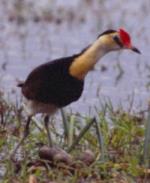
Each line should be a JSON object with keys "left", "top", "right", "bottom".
{"left": 21, "top": 56, "right": 84, "bottom": 107}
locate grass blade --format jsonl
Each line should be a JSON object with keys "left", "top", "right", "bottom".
{"left": 143, "top": 106, "right": 150, "bottom": 167}
{"left": 67, "top": 118, "right": 96, "bottom": 152}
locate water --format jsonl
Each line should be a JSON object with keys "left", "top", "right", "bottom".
{"left": 0, "top": 0, "right": 150, "bottom": 115}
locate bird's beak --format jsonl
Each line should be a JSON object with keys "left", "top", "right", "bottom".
{"left": 130, "top": 46, "right": 141, "bottom": 54}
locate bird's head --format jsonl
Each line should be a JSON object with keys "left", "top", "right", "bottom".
{"left": 98, "top": 28, "right": 141, "bottom": 54}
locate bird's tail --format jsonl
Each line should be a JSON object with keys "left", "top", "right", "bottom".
{"left": 17, "top": 81, "right": 24, "bottom": 87}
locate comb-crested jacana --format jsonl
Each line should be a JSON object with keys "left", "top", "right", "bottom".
{"left": 11, "top": 28, "right": 141, "bottom": 158}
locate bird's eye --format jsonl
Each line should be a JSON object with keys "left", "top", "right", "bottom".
{"left": 113, "top": 36, "right": 123, "bottom": 47}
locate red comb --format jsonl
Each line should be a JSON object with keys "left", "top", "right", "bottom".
{"left": 119, "top": 28, "right": 131, "bottom": 47}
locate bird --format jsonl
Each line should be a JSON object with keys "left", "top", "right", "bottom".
{"left": 11, "top": 28, "right": 141, "bottom": 158}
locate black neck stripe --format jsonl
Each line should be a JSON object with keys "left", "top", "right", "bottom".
{"left": 113, "top": 36, "right": 123, "bottom": 47}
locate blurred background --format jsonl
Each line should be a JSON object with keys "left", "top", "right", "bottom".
{"left": 0, "top": 0, "right": 150, "bottom": 115}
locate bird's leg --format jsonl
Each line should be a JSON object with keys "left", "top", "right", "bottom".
{"left": 10, "top": 116, "right": 31, "bottom": 160}
{"left": 44, "top": 115, "right": 53, "bottom": 147}
{"left": 60, "top": 108, "right": 69, "bottom": 141}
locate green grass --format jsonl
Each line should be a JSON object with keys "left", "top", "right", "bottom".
{"left": 0, "top": 94, "right": 150, "bottom": 183}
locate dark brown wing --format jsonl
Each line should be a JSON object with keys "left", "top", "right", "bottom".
{"left": 21, "top": 57, "right": 84, "bottom": 107}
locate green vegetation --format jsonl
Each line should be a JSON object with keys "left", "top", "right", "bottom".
{"left": 0, "top": 93, "right": 150, "bottom": 183}
{"left": 0, "top": 0, "right": 149, "bottom": 182}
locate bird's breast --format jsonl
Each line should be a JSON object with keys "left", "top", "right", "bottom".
{"left": 53, "top": 75, "right": 84, "bottom": 107}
